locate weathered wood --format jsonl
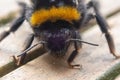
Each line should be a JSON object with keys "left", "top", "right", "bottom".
{"left": 1, "top": 12, "right": 120, "bottom": 80}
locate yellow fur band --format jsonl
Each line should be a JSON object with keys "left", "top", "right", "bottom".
{"left": 30, "top": 6, "right": 81, "bottom": 26}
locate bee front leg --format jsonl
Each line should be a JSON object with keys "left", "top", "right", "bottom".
{"left": 67, "top": 32, "right": 82, "bottom": 69}
{"left": 13, "top": 34, "right": 34, "bottom": 66}
{"left": 13, "top": 52, "right": 27, "bottom": 66}
{"left": 91, "top": 1, "right": 120, "bottom": 58}
{"left": 67, "top": 50, "right": 82, "bottom": 69}
{"left": 95, "top": 13, "right": 119, "bottom": 58}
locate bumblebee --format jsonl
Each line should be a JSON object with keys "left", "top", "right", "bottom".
{"left": 0, "top": 0, "right": 119, "bottom": 68}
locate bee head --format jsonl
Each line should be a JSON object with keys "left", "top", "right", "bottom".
{"left": 33, "top": 20, "right": 75, "bottom": 57}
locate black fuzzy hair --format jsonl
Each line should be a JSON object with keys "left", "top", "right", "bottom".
{"left": 31, "top": 0, "right": 52, "bottom": 10}
{"left": 31, "top": 0, "right": 81, "bottom": 10}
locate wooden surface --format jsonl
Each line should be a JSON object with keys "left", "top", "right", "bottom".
{"left": 1, "top": 12, "right": 120, "bottom": 80}
{"left": 0, "top": 0, "right": 120, "bottom": 80}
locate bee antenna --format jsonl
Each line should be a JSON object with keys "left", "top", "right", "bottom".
{"left": 18, "top": 41, "right": 47, "bottom": 57}
{"left": 67, "top": 39, "right": 99, "bottom": 46}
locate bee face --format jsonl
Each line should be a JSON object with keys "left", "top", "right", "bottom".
{"left": 33, "top": 20, "right": 74, "bottom": 57}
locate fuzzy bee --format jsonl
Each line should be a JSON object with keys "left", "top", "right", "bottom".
{"left": 0, "top": 0, "right": 118, "bottom": 68}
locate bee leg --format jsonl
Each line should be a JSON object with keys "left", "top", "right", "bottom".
{"left": 0, "top": 15, "right": 25, "bottom": 42}
{"left": 87, "top": 0, "right": 100, "bottom": 10}
{"left": 84, "top": 14, "right": 95, "bottom": 24}
{"left": 0, "top": 31, "right": 9, "bottom": 41}
{"left": 67, "top": 50, "right": 82, "bottom": 69}
{"left": 13, "top": 34, "right": 34, "bottom": 66}
{"left": 95, "top": 14, "right": 119, "bottom": 58}
{"left": 0, "top": 2, "right": 26, "bottom": 42}
{"left": 90, "top": 1, "right": 120, "bottom": 58}
{"left": 13, "top": 52, "right": 27, "bottom": 66}
{"left": 67, "top": 32, "right": 82, "bottom": 69}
